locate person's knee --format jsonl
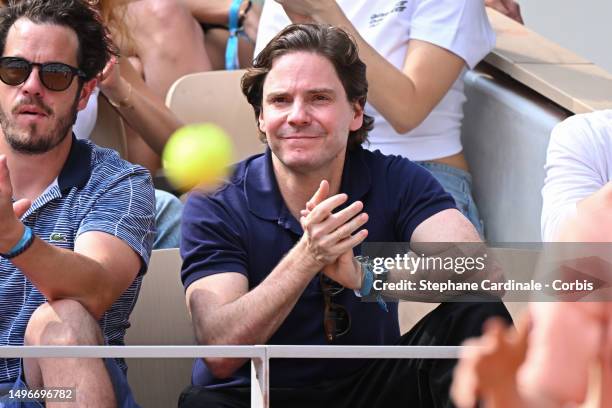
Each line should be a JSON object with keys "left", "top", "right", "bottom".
{"left": 133, "top": 0, "right": 201, "bottom": 40}
{"left": 25, "top": 299, "right": 103, "bottom": 347}
{"left": 152, "top": 0, "right": 192, "bottom": 21}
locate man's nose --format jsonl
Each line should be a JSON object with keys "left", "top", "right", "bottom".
{"left": 287, "top": 99, "right": 310, "bottom": 127}
{"left": 20, "top": 66, "right": 44, "bottom": 95}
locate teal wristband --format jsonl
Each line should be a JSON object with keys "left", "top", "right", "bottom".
{"left": 225, "top": 0, "right": 242, "bottom": 70}
{"left": 355, "top": 256, "right": 388, "bottom": 312}
{"left": 1, "top": 225, "right": 34, "bottom": 259}
{"left": 357, "top": 256, "right": 374, "bottom": 296}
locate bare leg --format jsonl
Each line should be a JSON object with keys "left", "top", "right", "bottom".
{"left": 197, "top": 1, "right": 262, "bottom": 70}
{"left": 125, "top": 0, "right": 212, "bottom": 99}
{"left": 24, "top": 299, "right": 116, "bottom": 408}
{"left": 204, "top": 28, "right": 257, "bottom": 70}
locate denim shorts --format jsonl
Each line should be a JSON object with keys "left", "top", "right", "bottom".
{"left": 0, "top": 358, "right": 140, "bottom": 408}
{"left": 153, "top": 189, "right": 182, "bottom": 249}
{"left": 416, "top": 161, "right": 485, "bottom": 239}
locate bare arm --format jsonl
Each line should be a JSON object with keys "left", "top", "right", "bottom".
{"left": 276, "top": 0, "right": 465, "bottom": 134}
{"left": 0, "top": 157, "right": 142, "bottom": 320}
{"left": 411, "top": 208, "right": 481, "bottom": 243}
{"left": 98, "top": 56, "right": 182, "bottom": 155}
{"left": 316, "top": 209, "right": 487, "bottom": 297}
{"left": 186, "top": 239, "right": 321, "bottom": 378}
{"left": 10, "top": 231, "right": 141, "bottom": 320}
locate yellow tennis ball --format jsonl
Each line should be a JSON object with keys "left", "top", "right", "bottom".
{"left": 162, "top": 123, "right": 233, "bottom": 192}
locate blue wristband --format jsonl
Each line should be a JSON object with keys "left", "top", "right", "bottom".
{"left": 360, "top": 263, "right": 374, "bottom": 296}
{"left": 355, "top": 256, "right": 388, "bottom": 312}
{"left": 1, "top": 225, "right": 34, "bottom": 259}
{"left": 225, "top": 0, "right": 242, "bottom": 70}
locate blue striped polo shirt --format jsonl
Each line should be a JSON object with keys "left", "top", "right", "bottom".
{"left": 0, "top": 137, "right": 156, "bottom": 383}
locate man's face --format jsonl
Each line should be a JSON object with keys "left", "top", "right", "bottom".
{"left": 259, "top": 51, "right": 363, "bottom": 173}
{"left": 0, "top": 18, "right": 93, "bottom": 154}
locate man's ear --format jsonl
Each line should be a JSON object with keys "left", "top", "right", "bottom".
{"left": 349, "top": 101, "right": 364, "bottom": 132}
{"left": 76, "top": 78, "right": 97, "bottom": 112}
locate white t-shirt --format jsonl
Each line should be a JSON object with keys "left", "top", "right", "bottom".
{"left": 541, "top": 111, "right": 612, "bottom": 241}
{"left": 255, "top": 0, "right": 495, "bottom": 161}
{"left": 73, "top": 87, "right": 99, "bottom": 140}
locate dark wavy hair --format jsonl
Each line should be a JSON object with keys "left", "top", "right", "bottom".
{"left": 241, "top": 24, "right": 374, "bottom": 149}
{"left": 0, "top": 0, "right": 117, "bottom": 80}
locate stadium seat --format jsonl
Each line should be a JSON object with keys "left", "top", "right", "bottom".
{"left": 165, "top": 69, "right": 265, "bottom": 160}
{"left": 125, "top": 248, "right": 194, "bottom": 408}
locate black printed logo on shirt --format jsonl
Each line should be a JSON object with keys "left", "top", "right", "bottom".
{"left": 369, "top": 1, "right": 408, "bottom": 28}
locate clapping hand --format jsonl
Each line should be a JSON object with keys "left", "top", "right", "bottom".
{"left": 300, "top": 180, "right": 367, "bottom": 289}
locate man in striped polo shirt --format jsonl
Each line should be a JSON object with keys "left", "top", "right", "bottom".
{"left": 0, "top": 1, "right": 155, "bottom": 406}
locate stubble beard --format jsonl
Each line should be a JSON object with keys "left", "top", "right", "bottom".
{"left": 0, "top": 93, "right": 79, "bottom": 155}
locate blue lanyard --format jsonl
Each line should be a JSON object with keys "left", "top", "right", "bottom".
{"left": 225, "top": 0, "right": 242, "bottom": 70}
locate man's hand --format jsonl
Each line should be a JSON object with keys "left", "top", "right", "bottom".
{"left": 300, "top": 180, "right": 368, "bottom": 289}
{"left": 451, "top": 316, "right": 529, "bottom": 408}
{"left": 98, "top": 56, "right": 132, "bottom": 107}
{"left": 485, "top": 0, "right": 524, "bottom": 24}
{"left": 0, "top": 155, "right": 31, "bottom": 253}
{"left": 322, "top": 250, "right": 362, "bottom": 290}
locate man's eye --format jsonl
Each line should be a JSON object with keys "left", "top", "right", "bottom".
{"left": 313, "top": 95, "right": 331, "bottom": 102}
{"left": 271, "top": 96, "right": 288, "bottom": 104}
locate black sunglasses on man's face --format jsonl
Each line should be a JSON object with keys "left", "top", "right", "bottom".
{"left": 0, "top": 56, "right": 86, "bottom": 92}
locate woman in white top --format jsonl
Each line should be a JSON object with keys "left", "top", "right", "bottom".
{"left": 255, "top": 0, "right": 496, "bottom": 237}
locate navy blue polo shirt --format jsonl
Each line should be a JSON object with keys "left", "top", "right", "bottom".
{"left": 181, "top": 145, "right": 455, "bottom": 388}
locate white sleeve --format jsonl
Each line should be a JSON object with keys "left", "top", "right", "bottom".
{"left": 541, "top": 115, "right": 609, "bottom": 241}
{"left": 410, "top": 0, "right": 495, "bottom": 69}
{"left": 73, "top": 87, "right": 100, "bottom": 140}
{"left": 254, "top": 1, "right": 291, "bottom": 59}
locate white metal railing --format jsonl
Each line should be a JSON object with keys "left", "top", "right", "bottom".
{"left": 0, "top": 345, "right": 466, "bottom": 408}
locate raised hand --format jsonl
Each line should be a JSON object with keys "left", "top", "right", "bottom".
{"left": 452, "top": 316, "right": 529, "bottom": 408}
{"left": 0, "top": 155, "right": 30, "bottom": 253}
{"left": 300, "top": 180, "right": 367, "bottom": 289}
{"left": 97, "top": 56, "right": 132, "bottom": 107}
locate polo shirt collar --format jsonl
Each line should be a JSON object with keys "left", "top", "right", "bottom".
{"left": 57, "top": 134, "right": 92, "bottom": 193}
{"left": 245, "top": 146, "right": 372, "bottom": 223}
{"left": 245, "top": 148, "right": 284, "bottom": 221}
{"left": 339, "top": 145, "right": 371, "bottom": 204}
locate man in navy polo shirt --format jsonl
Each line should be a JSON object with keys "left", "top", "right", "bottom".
{"left": 180, "top": 24, "right": 510, "bottom": 408}
{"left": 0, "top": 1, "right": 155, "bottom": 406}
